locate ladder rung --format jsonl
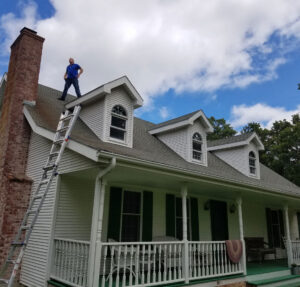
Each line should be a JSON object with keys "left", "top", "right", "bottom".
{"left": 6, "top": 259, "right": 16, "bottom": 264}
{"left": 27, "top": 209, "right": 38, "bottom": 215}
{"left": 57, "top": 126, "right": 70, "bottom": 133}
{"left": 33, "top": 195, "right": 43, "bottom": 200}
{"left": 60, "top": 114, "right": 73, "bottom": 121}
{"left": 43, "top": 164, "right": 56, "bottom": 171}
{"left": 0, "top": 279, "right": 9, "bottom": 283}
{"left": 53, "top": 139, "right": 64, "bottom": 145}
{"left": 21, "top": 225, "right": 30, "bottom": 230}
{"left": 39, "top": 179, "right": 49, "bottom": 185}
{"left": 11, "top": 241, "right": 25, "bottom": 246}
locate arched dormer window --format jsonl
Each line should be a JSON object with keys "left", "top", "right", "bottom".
{"left": 249, "top": 151, "right": 256, "bottom": 175}
{"left": 110, "top": 105, "right": 127, "bottom": 141}
{"left": 192, "top": 132, "right": 202, "bottom": 161}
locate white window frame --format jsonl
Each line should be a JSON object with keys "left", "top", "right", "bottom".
{"left": 249, "top": 151, "right": 256, "bottom": 175}
{"left": 110, "top": 105, "right": 127, "bottom": 142}
{"left": 192, "top": 132, "right": 203, "bottom": 162}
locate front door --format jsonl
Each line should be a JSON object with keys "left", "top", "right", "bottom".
{"left": 210, "top": 200, "right": 229, "bottom": 240}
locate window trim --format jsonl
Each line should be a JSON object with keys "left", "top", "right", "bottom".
{"left": 110, "top": 105, "right": 128, "bottom": 142}
{"left": 249, "top": 151, "right": 256, "bottom": 175}
{"left": 192, "top": 132, "right": 203, "bottom": 162}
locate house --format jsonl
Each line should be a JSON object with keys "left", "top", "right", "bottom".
{"left": 1, "top": 28, "right": 300, "bottom": 287}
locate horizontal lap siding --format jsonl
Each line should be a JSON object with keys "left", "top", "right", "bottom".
{"left": 21, "top": 133, "right": 97, "bottom": 287}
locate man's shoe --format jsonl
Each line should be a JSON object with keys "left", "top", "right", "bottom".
{"left": 297, "top": 84, "right": 300, "bottom": 90}
{"left": 57, "top": 97, "right": 65, "bottom": 101}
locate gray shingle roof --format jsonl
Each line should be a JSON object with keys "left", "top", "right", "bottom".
{"left": 23, "top": 84, "right": 300, "bottom": 196}
{"left": 208, "top": 133, "right": 254, "bottom": 148}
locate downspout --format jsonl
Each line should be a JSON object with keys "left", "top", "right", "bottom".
{"left": 88, "top": 157, "right": 116, "bottom": 287}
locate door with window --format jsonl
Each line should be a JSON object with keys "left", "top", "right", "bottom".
{"left": 210, "top": 200, "right": 229, "bottom": 241}
{"left": 107, "top": 187, "right": 153, "bottom": 242}
{"left": 266, "top": 208, "right": 285, "bottom": 248}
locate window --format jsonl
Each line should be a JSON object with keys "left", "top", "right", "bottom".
{"left": 266, "top": 208, "right": 284, "bottom": 248}
{"left": 249, "top": 151, "right": 256, "bottom": 175}
{"left": 192, "top": 132, "right": 202, "bottom": 161}
{"left": 110, "top": 105, "right": 127, "bottom": 141}
{"left": 175, "top": 197, "right": 191, "bottom": 240}
{"left": 121, "top": 191, "right": 141, "bottom": 242}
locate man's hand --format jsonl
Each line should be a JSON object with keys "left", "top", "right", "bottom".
{"left": 64, "top": 73, "right": 67, "bottom": 79}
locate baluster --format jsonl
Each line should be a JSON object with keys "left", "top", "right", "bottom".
{"left": 210, "top": 243, "right": 214, "bottom": 275}
{"left": 217, "top": 243, "right": 220, "bottom": 275}
{"left": 196, "top": 243, "right": 199, "bottom": 278}
{"left": 147, "top": 244, "right": 151, "bottom": 283}
{"left": 115, "top": 246, "right": 121, "bottom": 287}
{"left": 168, "top": 244, "right": 172, "bottom": 280}
{"left": 193, "top": 243, "right": 196, "bottom": 278}
{"left": 84, "top": 244, "right": 89, "bottom": 287}
{"left": 141, "top": 244, "right": 145, "bottom": 284}
{"left": 101, "top": 246, "right": 108, "bottom": 287}
{"left": 158, "top": 244, "right": 162, "bottom": 282}
{"left": 228, "top": 244, "right": 232, "bottom": 274}
{"left": 108, "top": 246, "right": 115, "bottom": 287}
{"left": 173, "top": 244, "right": 176, "bottom": 279}
{"left": 152, "top": 243, "right": 157, "bottom": 283}
{"left": 80, "top": 243, "right": 85, "bottom": 286}
{"left": 63, "top": 241, "right": 67, "bottom": 280}
{"left": 220, "top": 243, "right": 224, "bottom": 274}
{"left": 189, "top": 244, "right": 192, "bottom": 278}
{"left": 56, "top": 241, "right": 61, "bottom": 278}
{"left": 129, "top": 245, "right": 134, "bottom": 286}
{"left": 69, "top": 242, "right": 74, "bottom": 284}
{"left": 178, "top": 243, "right": 182, "bottom": 279}
{"left": 122, "top": 245, "right": 128, "bottom": 287}
{"left": 205, "top": 243, "right": 208, "bottom": 276}
{"left": 135, "top": 245, "right": 139, "bottom": 286}
{"left": 200, "top": 243, "right": 204, "bottom": 277}
{"left": 163, "top": 244, "right": 167, "bottom": 282}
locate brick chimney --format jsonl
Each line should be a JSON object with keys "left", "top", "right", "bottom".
{"left": 0, "top": 27, "right": 44, "bottom": 267}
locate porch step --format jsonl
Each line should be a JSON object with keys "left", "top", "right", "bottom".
{"left": 247, "top": 274, "right": 300, "bottom": 287}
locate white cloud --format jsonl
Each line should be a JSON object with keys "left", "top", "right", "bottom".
{"left": 159, "top": 106, "right": 170, "bottom": 119}
{"left": 1, "top": 0, "right": 300, "bottom": 107}
{"left": 230, "top": 103, "right": 300, "bottom": 129}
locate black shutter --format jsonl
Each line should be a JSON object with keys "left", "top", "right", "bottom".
{"left": 166, "top": 194, "right": 176, "bottom": 237}
{"left": 107, "top": 187, "right": 122, "bottom": 241}
{"left": 142, "top": 191, "right": 153, "bottom": 241}
{"left": 278, "top": 209, "right": 285, "bottom": 249}
{"left": 191, "top": 197, "right": 199, "bottom": 240}
{"left": 266, "top": 208, "right": 273, "bottom": 247}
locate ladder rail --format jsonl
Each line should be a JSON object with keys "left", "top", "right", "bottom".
{"left": 0, "top": 105, "right": 82, "bottom": 287}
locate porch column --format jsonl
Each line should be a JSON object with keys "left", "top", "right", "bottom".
{"left": 88, "top": 177, "right": 107, "bottom": 287}
{"left": 236, "top": 197, "right": 247, "bottom": 275}
{"left": 181, "top": 184, "right": 189, "bottom": 284}
{"left": 284, "top": 205, "right": 293, "bottom": 267}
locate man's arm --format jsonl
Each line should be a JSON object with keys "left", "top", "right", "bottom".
{"left": 77, "top": 67, "right": 83, "bottom": 78}
{"left": 64, "top": 72, "right": 67, "bottom": 79}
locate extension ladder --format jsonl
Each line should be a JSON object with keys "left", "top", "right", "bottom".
{"left": 0, "top": 105, "right": 82, "bottom": 287}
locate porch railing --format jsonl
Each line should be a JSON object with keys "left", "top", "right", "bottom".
{"left": 188, "top": 241, "right": 243, "bottom": 280}
{"left": 51, "top": 238, "right": 90, "bottom": 287}
{"left": 291, "top": 240, "right": 300, "bottom": 265}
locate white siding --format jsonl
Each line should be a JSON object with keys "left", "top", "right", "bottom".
{"left": 104, "top": 87, "right": 134, "bottom": 147}
{"left": 54, "top": 175, "right": 94, "bottom": 240}
{"left": 158, "top": 128, "right": 189, "bottom": 160}
{"left": 80, "top": 97, "right": 105, "bottom": 141}
{"left": 21, "top": 132, "right": 97, "bottom": 287}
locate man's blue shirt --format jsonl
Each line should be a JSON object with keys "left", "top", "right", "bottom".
{"left": 66, "top": 63, "right": 81, "bottom": 79}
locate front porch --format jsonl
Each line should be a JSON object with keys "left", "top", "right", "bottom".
{"left": 46, "top": 165, "right": 300, "bottom": 287}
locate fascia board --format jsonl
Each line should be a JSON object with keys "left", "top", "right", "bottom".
{"left": 149, "top": 119, "right": 191, "bottom": 135}
{"left": 248, "top": 133, "right": 265, "bottom": 151}
{"left": 23, "top": 106, "right": 99, "bottom": 161}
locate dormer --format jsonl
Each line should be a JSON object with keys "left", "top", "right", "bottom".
{"left": 66, "top": 76, "right": 143, "bottom": 148}
{"left": 208, "top": 133, "right": 264, "bottom": 179}
{"left": 149, "top": 110, "right": 213, "bottom": 166}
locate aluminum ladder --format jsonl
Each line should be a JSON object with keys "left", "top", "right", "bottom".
{"left": 0, "top": 105, "right": 82, "bottom": 287}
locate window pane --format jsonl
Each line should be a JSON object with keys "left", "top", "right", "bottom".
{"left": 250, "top": 167, "right": 256, "bottom": 174}
{"left": 193, "top": 151, "right": 202, "bottom": 160}
{"left": 249, "top": 158, "right": 255, "bottom": 166}
{"left": 123, "top": 191, "right": 141, "bottom": 213}
{"left": 193, "top": 141, "right": 202, "bottom": 151}
{"left": 272, "top": 225, "right": 280, "bottom": 248}
{"left": 193, "top": 133, "right": 202, "bottom": 141}
{"left": 110, "top": 127, "right": 125, "bottom": 140}
{"left": 111, "top": 116, "right": 126, "bottom": 129}
{"left": 112, "top": 105, "right": 127, "bottom": 116}
{"left": 121, "top": 215, "right": 140, "bottom": 242}
{"left": 176, "top": 198, "right": 182, "bottom": 217}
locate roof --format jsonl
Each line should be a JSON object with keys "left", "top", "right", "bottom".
{"left": 208, "top": 132, "right": 264, "bottom": 151}
{"left": 21, "top": 83, "right": 300, "bottom": 197}
{"left": 149, "top": 109, "right": 214, "bottom": 134}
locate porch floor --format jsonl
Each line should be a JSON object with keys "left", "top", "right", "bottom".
{"left": 246, "top": 259, "right": 289, "bottom": 275}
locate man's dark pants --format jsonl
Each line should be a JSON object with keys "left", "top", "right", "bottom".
{"left": 61, "top": 78, "right": 81, "bottom": 100}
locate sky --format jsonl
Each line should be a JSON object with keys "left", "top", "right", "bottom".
{"left": 0, "top": 0, "right": 300, "bottom": 131}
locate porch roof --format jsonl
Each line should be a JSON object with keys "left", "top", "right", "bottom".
{"left": 23, "top": 83, "right": 300, "bottom": 197}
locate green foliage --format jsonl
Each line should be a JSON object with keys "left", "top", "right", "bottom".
{"left": 207, "top": 116, "right": 236, "bottom": 140}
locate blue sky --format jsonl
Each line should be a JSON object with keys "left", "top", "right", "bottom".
{"left": 1, "top": 0, "right": 300, "bottom": 130}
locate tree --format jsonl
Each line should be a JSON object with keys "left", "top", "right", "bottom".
{"left": 207, "top": 116, "right": 237, "bottom": 140}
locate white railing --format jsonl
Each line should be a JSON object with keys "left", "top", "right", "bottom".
{"left": 101, "top": 241, "right": 184, "bottom": 287}
{"left": 291, "top": 240, "right": 300, "bottom": 265}
{"left": 51, "top": 238, "right": 90, "bottom": 287}
{"left": 188, "top": 241, "right": 243, "bottom": 280}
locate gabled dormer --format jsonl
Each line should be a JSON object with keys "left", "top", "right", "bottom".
{"left": 208, "top": 133, "right": 264, "bottom": 179}
{"left": 66, "top": 76, "right": 143, "bottom": 148}
{"left": 149, "top": 110, "right": 213, "bottom": 166}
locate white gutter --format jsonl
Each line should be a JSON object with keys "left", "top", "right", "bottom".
{"left": 88, "top": 157, "right": 116, "bottom": 287}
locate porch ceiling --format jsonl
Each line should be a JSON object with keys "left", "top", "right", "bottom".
{"left": 105, "top": 165, "right": 300, "bottom": 208}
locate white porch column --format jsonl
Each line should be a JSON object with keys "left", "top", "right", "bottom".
{"left": 88, "top": 176, "right": 107, "bottom": 287}
{"left": 181, "top": 184, "right": 189, "bottom": 284}
{"left": 284, "top": 205, "right": 293, "bottom": 267}
{"left": 236, "top": 197, "right": 247, "bottom": 275}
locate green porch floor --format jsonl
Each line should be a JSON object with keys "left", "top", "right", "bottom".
{"left": 247, "top": 259, "right": 289, "bottom": 275}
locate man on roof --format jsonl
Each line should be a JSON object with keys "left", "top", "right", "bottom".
{"left": 58, "top": 58, "right": 83, "bottom": 101}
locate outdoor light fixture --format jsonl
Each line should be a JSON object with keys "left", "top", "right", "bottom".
{"left": 230, "top": 204, "right": 236, "bottom": 213}
{"left": 204, "top": 200, "right": 210, "bottom": 210}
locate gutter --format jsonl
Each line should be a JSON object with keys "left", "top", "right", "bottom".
{"left": 97, "top": 150, "right": 300, "bottom": 201}
{"left": 88, "top": 157, "right": 116, "bottom": 287}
